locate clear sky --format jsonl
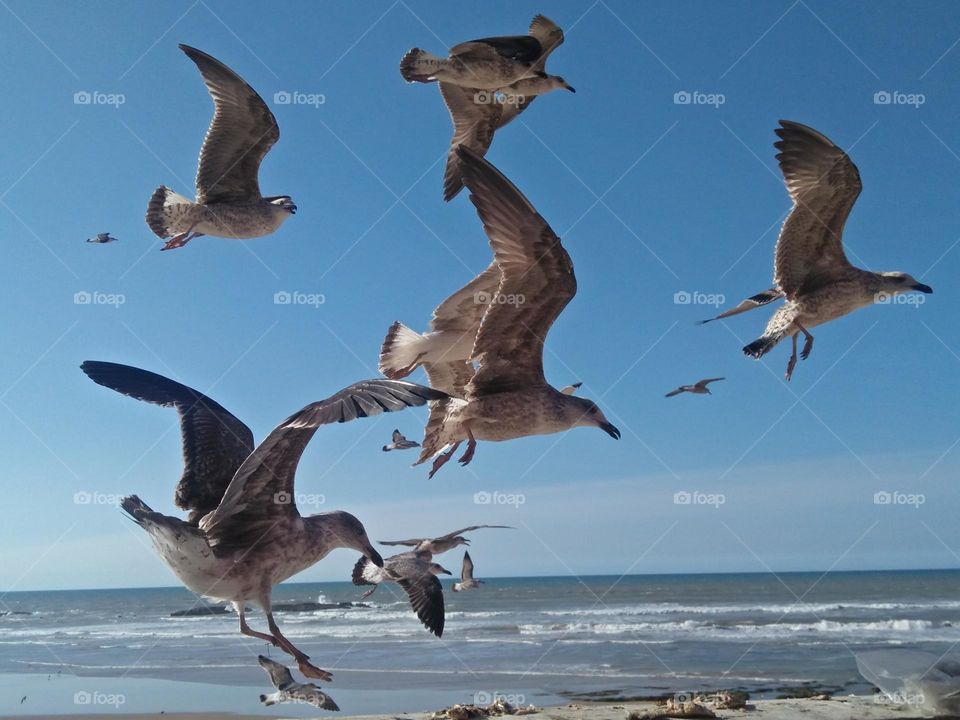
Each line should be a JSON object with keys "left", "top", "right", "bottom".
{"left": 1, "top": 1, "right": 959, "bottom": 592}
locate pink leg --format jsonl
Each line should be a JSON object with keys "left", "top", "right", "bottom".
{"left": 458, "top": 429, "right": 477, "bottom": 466}
{"left": 428, "top": 442, "right": 461, "bottom": 479}
{"left": 797, "top": 322, "right": 814, "bottom": 361}
{"left": 785, "top": 333, "right": 799, "bottom": 381}
{"left": 161, "top": 230, "right": 205, "bottom": 251}
{"left": 237, "top": 606, "right": 279, "bottom": 647}
{"left": 265, "top": 610, "right": 332, "bottom": 682}
{"left": 361, "top": 586, "right": 377, "bottom": 599}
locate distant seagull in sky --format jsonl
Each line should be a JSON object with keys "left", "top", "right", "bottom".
{"left": 86, "top": 232, "right": 118, "bottom": 244}
{"left": 452, "top": 551, "right": 482, "bottom": 592}
{"left": 707, "top": 120, "right": 932, "bottom": 380}
{"left": 379, "top": 525, "right": 512, "bottom": 558}
{"left": 407, "top": 15, "right": 572, "bottom": 201}
{"left": 383, "top": 147, "right": 619, "bottom": 478}
{"left": 382, "top": 429, "right": 420, "bottom": 452}
{"left": 146, "top": 45, "right": 296, "bottom": 251}
{"left": 81, "top": 360, "right": 443, "bottom": 680}
{"left": 665, "top": 377, "right": 725, "bottom": 398}
{"left": 352, "top": 551, "right": 451, "bottom": 637}
{"left": 258, "top": 655, "right": 338, "bottom": 711}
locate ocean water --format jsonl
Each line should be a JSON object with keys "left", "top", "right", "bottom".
{"left": 1, "top": 570, "right": 958, "bottom": 715}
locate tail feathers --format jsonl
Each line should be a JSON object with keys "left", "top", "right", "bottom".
{"left": 743, "top": 335, "right": 779, "bottom": 359}
{"left": 145, "top": 185, "right": 194, "bottom": 238}
{"left": 400, "top": 48, "right": 442, "bottom": 83}
{"left": 379, "top": 321, "right": 426, "bottom": 379}
{"left": 352, "top": 556, "right": 373, "bottom": 586}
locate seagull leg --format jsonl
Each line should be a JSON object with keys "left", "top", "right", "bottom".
{"left": 785, "top": 333, "right": 799, "bottom": 381}
{"left": 237, "top": 606, "right": 279, "bottom": 647}
{"left": 427, "top": 442, "right": 461, "bottom": 479}
{"left": 161, "top": 227, "right": 204, "bottom": 251}
{"left": 797, "top": 322, "right": 815, "bottom": 361}
{"left": 458, "top": 429, "right": 477, "bottom": 466}
{"left": 264, "top": 610, "right": 333, "bottom": 682}
{"left": 361, "top": 586, "right": 378, "bottom": 599}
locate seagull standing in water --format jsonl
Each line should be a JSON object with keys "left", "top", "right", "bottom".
{"left": 382, "top": 147, "right": 619, "bottom": 478}
{"left": 146, "top": 45, "right": 296, "bottom": 251}
{"left": 665, "top": 378, "right": 725, "bottom": 398}
{"left": 452, "top": 551, "right": 482, "bottom": 592}
{"left": 258, "top": 655, "right": 339, "bottom": 711}
{"left": 352, "top": 551, "right": 451, "bottom": 637}
{"left": 81, "top": 361, "right": 443, "bottom": 680}
{"left": 705, "top": 120, "right": 932, "bottom": 380}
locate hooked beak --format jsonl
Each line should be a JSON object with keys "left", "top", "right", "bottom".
{"left": 565, "top": 84, "right": 576, "bottom": 93}
{"left": 913, "top": 283, "right": 933, "bottom": 294}
{"left": 441, "top": 569, "right": 453, "bottom": 575}
{"left": 289, "top": 205, "right": 298, "bottom": 215}
{"left": 600, "top": 421, "right": 621, "bottom": 440}
{"left": 365, "top": 546, "right": 384, "bottom": 568}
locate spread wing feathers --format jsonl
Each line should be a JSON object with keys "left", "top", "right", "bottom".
{"left": 440, "top": 83, "right": 501, "bottom": 201}
{"left": 391, "top": 429, "right": 405, "bottom": 443}
{"left": 80, "top": 361, "right": 254, "bottom": 523}
{"left": 431, "top": 261, "right": 502, "bottom": 334}
{"left": 450, "top": 35, "right": 543, "bottom": 64}
{"left": 200, "top": 380, "right": 445, "bottom": 551}
{"left": 700, "top": 287, "right": 784, "bottom": 324}
{"left": 457, "top": 145, "right": 576, "bottom": 394}
{"left": 496, "top": 93, "right": 537, "bottom": 130}
{"left": 258, "top": 655, "right": 296, "bottom": 691}
{"left": 461, "top": 551, "right": 475, "bottom": 581}
{"left": 398, "top": 574, "right": 445, "bottom": 637}
{"left": 696, "top": 377, "right": 725, "bottom": 388}
{"left": 773, "top": 120, "right": 861, "bottom": 296}
{"left": 664, "top": 387, "right": 686, "bottom": 398}
{"left": 179, "top": 44, "right": 280, "bottom": 205}
{"left": 380, "top": 524, "right": 511, "bottom": 547}
{"left": 423, "top": 362, "right": 474, "bottom": 398}
{"left": 414, "top": 396, "right": 466, "bottom": 465}
{"left": 528, "top": 14, "right": 564, "bottom": 66}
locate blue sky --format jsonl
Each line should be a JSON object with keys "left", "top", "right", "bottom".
{"left": 1, "top": 1, "right": 959, "bottom": 591}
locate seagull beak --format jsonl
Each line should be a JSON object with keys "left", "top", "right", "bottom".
{"left": 289, "top": 205, "right": 297, "bottom": 215}
{"left": 600, "top": 421, "right": 621, "bottom": 440}
{"left": 913, "top": 283, "right": 933, "bottom": 294}
{"left": 365, "top": 546, "right": 384, "bottom": 568}
{"left": 442, "top": 569, "right": 453, "bottom": 575}
{"left": 565, "top": 84, "right": 576, "bottom": 93}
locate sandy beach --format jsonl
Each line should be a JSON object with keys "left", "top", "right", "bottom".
{"left": 10, "top": 696, "right": 940, "bottom": 720}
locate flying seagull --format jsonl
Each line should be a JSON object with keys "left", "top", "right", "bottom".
{"left": 81, "top": 361, "right": 444, "bottom": 680}
{"left": 382, "top": 147, "right": 619, "bottom": 478}
{"left": 379, "top": 525, "right": 512, "bottom": 558}
{"left": 86, "top": 232, "right": 118, "bottom": 244}
{"left": 665, "top": 378, "right": 725, "bottom": 398}
{"left": 560, "top": 382, "right": 582, "bottom": 395}
{"left": 400, "top": 14, "right": 562, "bottom": 90}
{"left": 382, "top": 429, "right": 420, "bottom": 452}
{"left": 706, "top": 120, "right": 931, "bottom": 380}
{"left": 410, "top": 15, "right": 571, "bottom": 201}
{"left": 258, "top": 655, "right": 339, "bottom": 711}
{"left": 452, "top": 551, "right": 482, "bottom": 592}
{"left": 146, "top": 44, "right": 296, "bottom": 251}
{"left": 352, "top": 551, "right": 451, "bottom": 637}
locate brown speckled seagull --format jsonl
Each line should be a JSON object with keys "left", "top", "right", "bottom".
{"left": 257, "top": 655, "right": 339, "bottom": 711}
{"left": 146, "top": 45, "right": 296, "bottom": 251}
{"left": 393, "top": 147, "right": 619, "bottom": 478}
{"left": 81, "top": 361, "right": 443, "bottom": 680}
{"left": 708, "top": 120, "right": 932, "bottom": 380}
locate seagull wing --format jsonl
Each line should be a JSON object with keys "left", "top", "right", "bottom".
{"left": 439, "top": 82, "right": 502, "bottom": 201}
{"left": 434, "top": 525, "right": 513, "bottom": 542}
{"left": 398, "top": 573, "right": 446, "bottom": 637}
{"left": 450, "top": 36, "right": 543, "bottom": 64}
{"left": 461, "top": 551, "right": 475, "bottom": 582}
{"left": 664, "top": 387, "right": 685, "bottom": 398}
{"left": 527, "top": 14, "right": 564, "bottom": 68}
{"left": 697, "top": 377, "right": 725, "bottom": 388}
{"left": 257, "top": 655, "right": 295, "bottom": 691}
{"left": 456, "top": 146, "right": 575, "bottom": 395}
{"left": 81, "top": 361, "right": 254, "bottom": 523}
{"left": 200, "top": 381, "right": 445, "bottom": 551}
{"left": 773, "top": 120, "right": 861, "bottom": 297}
{"left": 700, "top": 287, "right": 784, "bottom": 324}
{"left": 179, "top": 44, "right": 280, "bottom": 205}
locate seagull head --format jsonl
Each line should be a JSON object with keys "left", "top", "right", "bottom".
{"left": 568, "top": 396, "right": 621, "bottom": 440}
{"left": 268, "top": 196, "right": 297, "bottom": 215}
{"left": 431, "top": 563, "right": 453, "bottom": 576}
{"left": 877, "top": 271, "right": 933, "bottom": 296}
{"left": 325, "top": 511, "right": 383, "bottom": 567}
